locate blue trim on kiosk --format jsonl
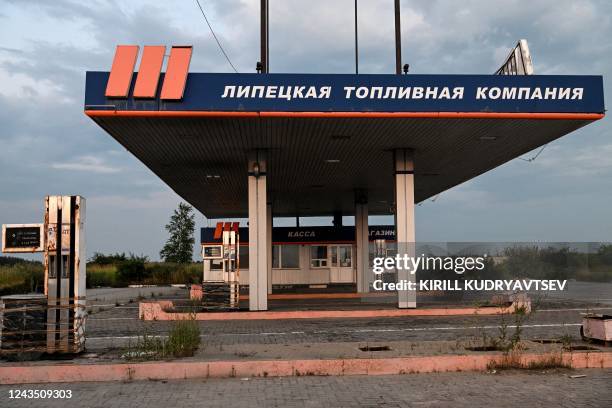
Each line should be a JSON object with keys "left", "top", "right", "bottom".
{"left": 85, "top": 72, "right": 605, "bottom": 114}
{"left": 201, "top": 225, "right": 396, "bottom": 245}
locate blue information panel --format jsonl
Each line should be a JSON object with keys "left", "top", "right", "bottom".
{"left": 85, "top": 72, "right": 604, "bottom": 114}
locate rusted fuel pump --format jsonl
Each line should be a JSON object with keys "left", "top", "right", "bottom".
{"left": 200, "top": 222, "right": 240, "bottom": 309}
{"left": 1, "top": 196, "right": 86, "bottom": 358}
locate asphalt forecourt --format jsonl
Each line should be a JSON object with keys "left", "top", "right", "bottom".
{"left": 83, "top": 283, "right": 612, "bottom": 341}
{"left": 1, "top": 286, "right": 611, "bottom": 385}
{"left": 82, "top": 285, "right": 610, "bottom": 350}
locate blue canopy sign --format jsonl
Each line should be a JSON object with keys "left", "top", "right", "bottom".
{"left": 85, "top": 73, "right": 604, "bottom": 114}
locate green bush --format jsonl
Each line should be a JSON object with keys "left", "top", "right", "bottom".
{"left": 87, "top": 253, "right": 149, "bottom": 287}
{"left": 117, "top": 259, "right": 149, "bottom": 284}
{"left": 145, "top": 263, "right": 174, "bottom": 283}
{"left": 88, "top": 252, "right": 128, "bottom": 265}
{"left": 86, "top": 262, "right": 201, "bottom": 287}
{"left": 497, "top": 245, "right": 612, "bottom": 282}
{"left": 145, "top": 263, "right": 201, "bottom": 285}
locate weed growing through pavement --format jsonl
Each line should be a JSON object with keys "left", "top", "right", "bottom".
{"left": 560, "top": 333, "right": 573, "bottom": 350}
{"left": 122, "top": 313, "right": 200, "bottom": 360}
{"left": 472, "top": 298, "right": 531, "bottom": 353}
{"left": 525, "top": 353, "right": 569, "bottom": 370}
{"left": 165, "top": 312, "right": 200, "bottom": 357}
{"left": 481, "top": 295, "right": 570, "bottom": 370}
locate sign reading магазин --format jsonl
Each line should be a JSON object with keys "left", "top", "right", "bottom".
{"left": 84, "top": 72, "right": 605, "bottom": 114}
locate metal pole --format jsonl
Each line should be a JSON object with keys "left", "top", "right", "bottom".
{"left": 394, "top": 0, "right": 402, "bottom": 74}
{"left": 354, "top": 0, "right": 359, "bottom": 74}
{"left": 260, "top": 0, "right": 268, "bottom": 73}
{"left": 266, "top": 0, "right": 269, "bottom": 72}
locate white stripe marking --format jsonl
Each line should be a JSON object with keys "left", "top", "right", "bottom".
{"left": 87, "top": 323, "right": 582, "bottom": 341}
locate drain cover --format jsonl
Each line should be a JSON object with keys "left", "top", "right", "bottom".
{"left": 359, "top": 345, "right": 391, "bottom": 352}
{"left": 563, "top": 345, "right": 601, "bottom": 352}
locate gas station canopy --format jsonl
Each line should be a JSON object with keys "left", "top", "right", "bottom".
{"left": 84, "top": 49, "right": 605, "bottom": 218}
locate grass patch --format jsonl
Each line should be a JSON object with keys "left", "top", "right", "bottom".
{"left": 122, "top": 331, "right": 165, "bottom": 360}
{"left": 0, "top": 263, "right": 44, "bottom": 295}
{"left": 526, "top": 354, "right": 570, "bottom": 370}
{"left": 145, "top": 263, "right": 201, "bottom": 285}
{"left": 166, "top": 318, "right": 201, "bottom": 357}
{"left": 562, "top": 345, "right": 600, "bottom": 352}
{"left": 87, "top": 264, "right": 118, "bottom": 287}
{"left": 123, "top": 317, "right": 201, "bottom": 360}
{"left": 86, "top": 262, "right": 201, "bottom": 288}
{"left": 487, "top": 351, "right": 570, "bottom": 371}
{"left": 1, "top": 260, "right": 202, "bottom": 293}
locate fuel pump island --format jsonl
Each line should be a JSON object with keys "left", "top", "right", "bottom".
{"left": 84, "top": 40, "right": 603, "bottom": 313}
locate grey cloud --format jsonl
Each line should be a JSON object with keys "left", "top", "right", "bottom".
{"left": 50, "top": 155, "right": 122, "bottom": 174}
{"left": 1, "top": 0, "right": 611, "bottom": 259}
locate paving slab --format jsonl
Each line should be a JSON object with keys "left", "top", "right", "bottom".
{"left": 0, "top": 369, "right": 610, "bottom": 407}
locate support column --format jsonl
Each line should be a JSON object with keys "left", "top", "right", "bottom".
{"left": 394, "top": 149, "right": 416, "bottom": 308}
{"left": 267, "top": 203, "right": 273, "bottom": 295}
{"left": 355, "top": 193, "right": 370, "bottom": 293}
{"left": 333, "top": 211, "right": 343, "bottom": 228}
{"left": 248, "top": 151, "right": 268, "bottom": 311}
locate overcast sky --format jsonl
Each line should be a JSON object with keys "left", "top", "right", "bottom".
{"left": 0, "top": 0, "right": 610, "bottom": 261}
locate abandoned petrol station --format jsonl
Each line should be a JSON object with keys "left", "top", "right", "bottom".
{"left": 84, "top": 42, "right": 605, "bottom": 312}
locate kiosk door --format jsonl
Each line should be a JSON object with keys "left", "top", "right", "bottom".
{"left": 330, "top": 245, "right": 354, "bottom": 283}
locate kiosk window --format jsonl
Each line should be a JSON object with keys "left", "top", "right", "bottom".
{"left": 310, "top": 246, "right": 328, "bottom": 268}
{"left": 339, "top": 246, "right": 352, "bottom": 267}
{"left": 331, "top": 246, "right": 352, "bottom": 268}
{"left": 272, "top": 246, "right": 280, "bottom": 268}
{"left": 239, "top": 245, "right": 249, "bottom": 269}
{"left": 273, "top": 245, "right": 299, "bottom": 269}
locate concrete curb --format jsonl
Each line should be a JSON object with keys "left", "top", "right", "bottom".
{"left": 189, "top": 286, "right": 445, "bottom": 301}
{"left": 2, "top": 352, "right": 610, "bottom": 384}
{"left": 139, "top": 300, "right": 529, "bottom": 321}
